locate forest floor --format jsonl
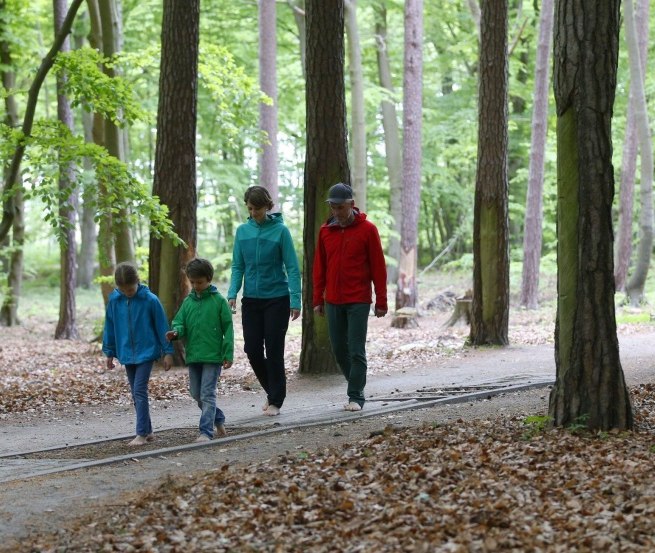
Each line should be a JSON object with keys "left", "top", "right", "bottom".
{"left": 2, "top": 279, "right": 655, "bottom": 551}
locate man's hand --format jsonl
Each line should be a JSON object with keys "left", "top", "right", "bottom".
{"left": 290, "top": 308, "right": 301, "bottom": 321}
{"left": 163, "top": 354, "right": 173, "bottom": 372}
{"left": 374, "top": 308, "right": 387, "bottom": 318}
{"left": 165, "top": 330, "right": 178, "bottom": 341}
{"left": 313, "top": 305, "right": 325, "bottom": 317}
{"left": 106, "top": 356, "right": 115, "bottom": 370}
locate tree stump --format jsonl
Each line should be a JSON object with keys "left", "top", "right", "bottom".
{"left": 444, "top": 290, "right": 473, "bottom": 327}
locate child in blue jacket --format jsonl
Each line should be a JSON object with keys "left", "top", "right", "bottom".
{"left": 102, "top": 262, "right": 173, "bottom": 446}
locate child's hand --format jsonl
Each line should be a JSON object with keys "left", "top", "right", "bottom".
{"left": 163, "top": 354, "right": 174, "bottom": 372}
{"left": 165, "top": 330, "right": 178, "bottom": 341}
{"left": 223, "top": 360, "right": 233, "bottom": 369}
{"left": 106, "top": 357, "right": 115, "bottom": 370}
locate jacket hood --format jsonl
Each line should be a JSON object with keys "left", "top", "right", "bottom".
{"left": 325, "top": 207, "right": 366, "bottom": 228}
{"left": 247, "top": 212, "right": 284, "bottom": 228}
{"left": 188, "top": 284, "right": 219, "bottom": 301}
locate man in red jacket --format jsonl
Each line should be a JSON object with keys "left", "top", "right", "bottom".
{"left": 313, "top": 183, "right": 388, "bottom": 411}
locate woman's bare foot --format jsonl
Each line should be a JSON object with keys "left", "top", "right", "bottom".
{"left": 344, "top": 402, "right": 362, "bottom": 412}
{"left": 264, "top": 405, "right": 280, "bottom": 416}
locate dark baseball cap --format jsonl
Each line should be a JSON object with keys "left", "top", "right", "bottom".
{"left": 326, "top": 183, "right": 353, "bottom": 204}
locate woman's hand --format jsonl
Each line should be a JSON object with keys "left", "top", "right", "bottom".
{"left": 290, "top": 308, "right": 301, "bottom": 321}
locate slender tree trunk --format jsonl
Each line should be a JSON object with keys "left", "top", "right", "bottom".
{"left": 0, "top": 4, "right": 24, "bottom": 326}
{"left": 287, "top": 0, "right": 306, "bottom": 79}
{"left": 469, "top": 0, "right": 510, "bottom": 346}
{"left": 374, "top": 3, "right": 402, "bottom": 284}
{"left": 623, "top": 0, "right": 653, "bottom": 306}
{"left": 345, "top": 0, "right": 366, "bottom": 211}
{"left": 549, "top": 0, "right": 632, "bottom": 431}
{"left": 391, "top": 0, "right": 423, "bottom": 329}
{"left": 519, "top": 0, "right": 554, "bottom": 309}
{"left": 98, "top": 0, "right": 133, "bottom": 264}
{"left": 299, "top": 0, "right": 349, "bottom": 374}
{"left": 258, "top": 0, "right": 279, "bottom": 207}
{"left": 149, "top": 0, "right": 199, "bottom": 330}
{"left": 53, "top": 0, "right": 79, "bottom": 340}
{"left": 614, "top": 0, "right": 649, "bottom": 291}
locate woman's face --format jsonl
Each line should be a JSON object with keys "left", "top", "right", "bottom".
{"left": 247, "top": 201, "right": 268, "bottom": 223}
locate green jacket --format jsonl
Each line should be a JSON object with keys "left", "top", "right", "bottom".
{"left": 171, "top": 285, "right": 234, "bottom": 364}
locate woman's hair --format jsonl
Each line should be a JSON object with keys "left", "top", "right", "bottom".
{"left": 244, "top": 185, "right": 274, "bottom": 210}
{"left": 185, "top": 257, "right": 214, "bottom": 281}
{"left": 114, "top": 262, "right": 139, "bottom": 286}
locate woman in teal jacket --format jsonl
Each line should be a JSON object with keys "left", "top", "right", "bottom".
{"left": 228, "top": 186, "right": 301, "bottom": 416}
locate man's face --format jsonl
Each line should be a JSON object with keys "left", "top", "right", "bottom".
{"left": 189, "top": 276, "right": 211, "bottom": 294}
{"left": 329, "top": 201, "right": 354, "bottom": 226}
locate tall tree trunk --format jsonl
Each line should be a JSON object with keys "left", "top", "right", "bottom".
{"left": 549, "top": 0, "right": 632, "bottom": 431}
{"left": 287, "top": 0, "right": 306, "bottom": 80}
{"left": 149, "top": 0, "right": 199, "bottom": 328}
{"left": 345, "top": 0, "right": 366, "bottom": 211}
{"left": 374, "top": 3, "right": 402, "bottom": 284}
{"left": 258, "top": 0, "right": 279, "bottom": 207}
{"left": 391, "top": 0, "right": 423, "bottom": 329}
{"left": 614, "top": 0, "right": 649, "bottom": 291}
{"left": 519, "top": 0, "right": 554, "bottom": 309}
{"left": 98, "top": 0, "right": 133, "bottom": 263}
{"left": 299, "top": 0, "right": 349, "bottom": 375}
{"left": 623, "top": 0, "right": 653, "bottom": 306}
{"left": 0, "top": 2, "right": 24, "bottom": 326}
{"left": 53, "top": 0, "right": 79, "bottom": 340}
{"left": 469, "top": 0, "right": 510, "bottom": 346}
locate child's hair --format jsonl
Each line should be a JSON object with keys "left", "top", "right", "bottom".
{"left": 114, "top": 262, "right": 139, "bottom": 286}
{"left": 185, "top": 258, "right": 214, "bottom": 281}
{"left": 244, "top": 185, "right": 274, "bottom": 210}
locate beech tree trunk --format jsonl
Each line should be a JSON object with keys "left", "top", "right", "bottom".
{"left": 391, "top": 0, "right": 422, "bottom": 329}
{"left": 519, "top": 0, "right": 554, "bottom": 310}
{"left": 53, "top": 0, "right": 79, "bottom": 340}
{"left": 345, "top": 0, "right": 366, "bottom": 211}
{"left": 549, "top": 0, "right": 632, "bottom": 431}
{"left": 469, "top": 0, "right": 510, "bottom": 346}
{"left": 258, "top": 0, "right": 279, "bottom": 207}
{"left": 299, "top": 0, "right": 349, "bottom": 375}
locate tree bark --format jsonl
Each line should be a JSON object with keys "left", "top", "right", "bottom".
{"left": 345, "top": 0, "right": 366, "bottom": 212}
{"left": 469, "top": 0, "right": 510, "bottom": 346}
{"left": 391, "top": 0, "right": 422, "bottom": 329}
{"left": 374, "top": 3, "right": 402, "bottom": 284}
{"left": 614, "top": 0, "right": 649, "bottom": 292}
{"left": 623, "top": 0, "right": 653, "bottom": 306}
{"left": 53, "top": 0, "right": 79, "bottom": 340}
{"left": 149, "top": 0, "right": 199, "bottom": 332}
{"left": 519, "top": 0, "right": 554, "bottom": 309}
{"left": 300, "top": 0, "right": 349, "bottom": 375}
{"left": 258, "top": 0, "right": 279, "bottom": 207}
{"left": 549, "top": 0, "right": 632, "bottom": 431}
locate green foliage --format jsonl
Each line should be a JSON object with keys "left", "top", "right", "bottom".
{"left": 521, "top": 414, "right": 552, "bottom": 439}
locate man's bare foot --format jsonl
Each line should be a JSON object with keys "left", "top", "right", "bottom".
{"left": 145, "top": 433, "right": 155, "bottom": 442}
{"left": 264, "top": 405, "right": 280, "bottom": 416}
{"left": 128, "top": 435, "right": 148, "bottom": 446}
{"left": 262, "top": 400, "right": 269, "bottom": 412}
{"left": 344, "top": 402, "right": 362, "bottom": 412}
{"left": 215, "top": 424, "right": 227, "bottom": 438}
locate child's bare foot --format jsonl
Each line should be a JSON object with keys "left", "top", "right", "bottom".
{"left": 128, "top": 435, "right": 148, "bottom": 446}
{"left": 194, "top": 434, "right": 211, "bottom": 443}
{"left": 215, "top": 424, "right": 227, "bottom": 437}
{"left": 262, "top": 400, "right": 269, "bottom": 412}
{"left": 344, "top": 402, "right": 362, "bottom": 412}
{"left": 264, "top": 405, "right": 280, "bottom": 416}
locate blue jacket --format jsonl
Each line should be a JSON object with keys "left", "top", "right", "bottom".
{"left": 228, "top": 213, "right": 301, "bottom": 309}
{"left": 102, "top": 284, "right": 174, "bottom": 365}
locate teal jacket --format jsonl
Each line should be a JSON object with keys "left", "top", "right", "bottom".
{"left": 228, "top": 213, "right": 301, "bottom": 309}
{"left": 171, "top": 285, "right": 234, "bottom": 364}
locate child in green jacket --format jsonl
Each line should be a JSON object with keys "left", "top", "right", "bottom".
{"left": 166, "top": 258, "right": 234, "bottom": 442}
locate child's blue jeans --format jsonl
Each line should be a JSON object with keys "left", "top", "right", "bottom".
{"left": 125, "top": 361, "right": 154, "bottom": 437}
{"left": 188, "top": 363, "right": 225, "bottom": 438}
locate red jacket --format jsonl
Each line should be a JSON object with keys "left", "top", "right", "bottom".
{"left": 312, "top": 210, "right": 388, "bottom": 311}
